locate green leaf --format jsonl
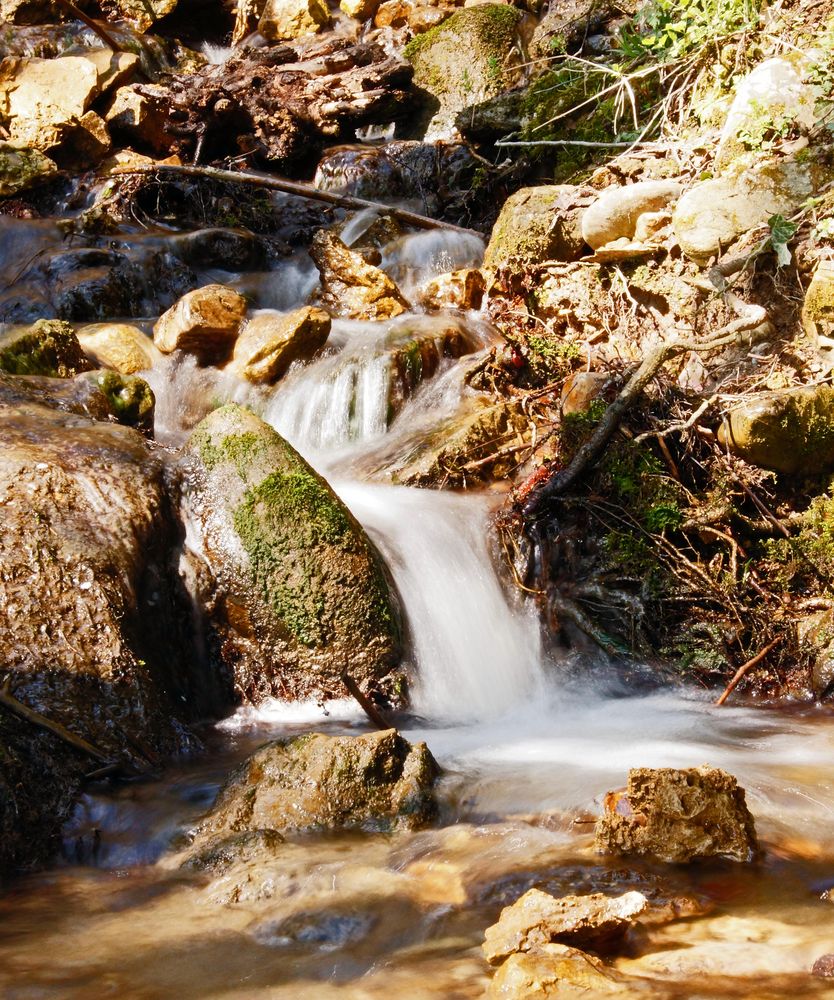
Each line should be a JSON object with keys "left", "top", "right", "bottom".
{"left": 768, "top": 214, "right": 798, "bottom": 267}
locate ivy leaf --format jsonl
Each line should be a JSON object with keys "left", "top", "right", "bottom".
{"left": 768, "top": 214, "right": 798, "bottom": 267}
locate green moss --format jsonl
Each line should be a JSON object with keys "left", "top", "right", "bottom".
{"left": 0, "top": 320, "right": 88, "bottom": 378}
{"left": 83, "top": 371, "right": 155, "bottom": 429}
{"left": 404, "top": 4, "right": 519, "bottom": 62}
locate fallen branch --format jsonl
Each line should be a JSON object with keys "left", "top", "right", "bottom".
{"left": 714, "top": 636, "right": 782, "bottom": 706}
{"left": 115, "top": 164, "right": 482, "bottom": 238}
{"left": 0, "top": 675, "right": 111, "bottom": 764}
{"left": 523, "top": 299, "right": 770, "bottom": 518}
{"left": 341, "top": 672, "right": 394, "bottom": 731}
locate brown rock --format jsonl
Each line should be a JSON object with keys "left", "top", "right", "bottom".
{"left": 104, "top": 85, "right": 171, "bottom": 154}
{"left": 374, "top": 0, "right": 453, "bottom": 30}
{"left": 420, "top": 268, "right": 484, "bottom": 311}
{"left": 594, "top": 766, "right": 758, "bottom": 864}
{"left": 483, "top": 888, "right": 648, "bottom": 965}
{"left": 488, "top": 943, "right": 627, "bottom": 998}
{"left": 77, "top": 323, "right": 160, "bottom": 375}
{"left": 341, "top": 0, "right": 379, "bottom": 19}
{"left": 812, "top": 954, "right": 834, "bottom": 978}
{"left": 191, "top": 730, "right": 439, "bottom": 848}
{"left": 228, "top": 306, "right": 331, "bottom": 384}
{"left": 560, "top": 371, "right": 609, "bottom": 417}
{"left": 310, "top": 230, "right": 409, "bottom": 321}
{"left": 153, "top": 284, "right": 247, "bottom": 360}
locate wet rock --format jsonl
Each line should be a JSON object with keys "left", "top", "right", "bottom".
{"left": 802, "top": 259, "right": 834, "bottom": 369}
{"left": 253, "top": 909, "right": 376, "bottom": 949}
{"left": 0, "top": 319, "right": 90, "bottom": 377}
{"left": 484, "top": 186, "right": 594, "bottom": 268}
{"left": 310, "top": 230, "right": 409, "bottom": 321}
{"left": 580, "top": 180, "right": 682, "bottom": 251}
{"left": 716, "top": 57, "right": 817, "bottom": 172}
{"left": 184, "top": 404, "right": 404, "bottom": 703}
{"left": 483, "top": 888, "right": 648, "bottom": 965}
{"left": 99, "top": 0, "right": 178, "bottom": 31}
{"left": 190, "top": 730, "right": 439, "bottom": 846}
{"left": 341, "top": 0, "right": 379, "bottom": 20}
{"left": 797, "top": 610, "right": 834, "bottom": 698}
{"left": 595, "top": 766, "right": 758, "bottom": 864}
{"left": 153, "top": 284, "right": 248, "bottom": 361}
{"left": 673, "top": 155, "right": 824, "bottom": 264}
{"left": 488, "top": 943, "right": 627, "bottom": 998}
{"left": 560, "top": 371, "right": 609, "bottom": 417}
{"left": 315, "top": 141, "right": 483, "bottom": 219}
{"left": 77, "top": 370, "right": 155, "bottom": 434}
{"left": 404, "top": 4, "right": 524, "bottom": 139}
{"left": 228, "top": 306, "right": 331, "bottom": 384}
{"left": 716, "top": 384, "right": 834, "bottom": 474}
{"left": 0, "top": 403, "right": 215, "bottom": 876}
{"left": 0, "top": 142, "right": 56, "bottom": 196}
{"left": 812, "top": 953, "right": 834, "bottom": 978}
{"left": 77, "top": 322, "right": 160, "bottom": 375}
{"left": 170, "top": 228, "right": 268, "bottom": 271}
{"left": 391, "top": 395, "right": 528, "bottom": 487}
{"left": 258, "top": 0, "right": 330, "bottom": 41}
{"left": 375, "top": 0, "right": 453, "bottom": 31}
{"left": 182, "top": 829, "right": 285, "bottom": 875}
{"left": 420, "top": 268, "right": 484, "bottom": 310}
{"left": 529, "top": 0, "right": 615, "bottom": 60}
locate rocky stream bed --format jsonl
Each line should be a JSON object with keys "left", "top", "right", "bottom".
{"left": 5, "top": 0, "right": 834, "bottom": 994}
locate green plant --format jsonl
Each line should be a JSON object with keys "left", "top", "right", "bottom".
{"left": 736, "top": 101, "right": 798, "bottom": 151}
{"left": 767, "top": 214, "right": 798, "bottom": 267}
{"left": 618, "top": 0, "right": 758, "bottom": 60}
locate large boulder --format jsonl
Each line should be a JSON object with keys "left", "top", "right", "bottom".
{"left": 404, "top": 5, "right": 524, "bottom": 139}
{"left": 0, "top": 142, "right": 56, "bottom": 196}
{"left": 0, "top": 319, "right": 91, "bottom": 377}
{"left": 717, "top": 384, "right": 834, "bottom": 474}
{"left": 594, "top": 766, "right": 758, "bottom": 864}
{"left": 484, "top": 186, "right": 594, "bottom": 268}
{"left": 258, "top": 0, "right": 330, "bottom": 41}
{"left": 153, "top": 284, "right": 248, "bottom": 361}
{"left": 673, "top": 155, "right": 824, "bottom": 263}
{"left": 0, "top": 401, "right": 217, "bottom": 875}
{"left": 228, "top": 306, "right": 331, "bottom": 384}
{"left": 188, "top": 730, "right": 439, "bottom": 850}
{"left": 581, "top": 180, "right": 682, "bottom": 251}
{"left": 483, "top": 889, "right": 648, "bottom": 965}
{"left": 310, "top": 231, "right": 409, "bottom": 321}
{"left": 183, "top": 404, "right": 404, "bottom": 703}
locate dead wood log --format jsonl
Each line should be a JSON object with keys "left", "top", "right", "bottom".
{"left": 118, "top": 163, "right": 483, "bottom": 237}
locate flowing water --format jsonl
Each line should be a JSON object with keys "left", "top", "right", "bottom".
{"left": 4, "top": 213, "right": 834, "bottom": 999}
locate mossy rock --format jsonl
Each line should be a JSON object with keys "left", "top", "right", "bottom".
{"left": 185, "top": 404, "right": 404, "bottom": 704}
{"left": 483, "top": 185, "right": 594, "bottom": 268}
{"left": 717, "top": 384, "right": 834, "bottom": 474}
{"left": 78, "top": 369, "right": 155, "bottom": 434}
{"left": 188, "top": 729, "right": 439, "bottom": 850}
{"left": 0, "top": 319, "right": 91, "bottom": 377}
{"left": 404, "top": 4, "right": 523, "bottom": 139}
{"left": 0, "top": 142, "right": 56, "bottom": 197}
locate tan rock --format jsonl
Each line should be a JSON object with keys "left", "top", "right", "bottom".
{"left": 81, "top": 49, "right": 139, "bottom": 96}
{"left": 483, "top": 888, "right": 648, "bottom": 965}
{"left": 0, "top": 142, "right": 56, "bottom": 196}
{"left": 310, "top": 230, "right": 409, "bottom": 321}
{"left": 341, "top": 0, "right": 379, "bottom": 19}
{"left": 420, "top": 268, "right": 484, "bottom": 311}
{"left": 77, "top": 323, "right": 160, "bottom": 375}
{"left": 560, "top": 371, "right": 608, "bottom": 417}
{"left": 488, "top": 943, "right": 627, "bottom": 998}
{"left": 595, "top": 766, "right": 758, "bottom": 864}
{"left": 228, "top": 306, "right": 331, "bottom": 383}
{"left": 0, "top": 56, "right": 100, "bottom": 152}
{"left": 802, "top": 259, "right": 834, "bottom": 367}
{"left": 153, "top": 284, "right": 247, "bottom": 360}
{"left": 717, "top": 383, "right": 834, "bottom": 474}
{"left": 581, "top": 180, "right": 682, "bottom": 250}
{"left": 258, "top": 0, "right": 330, "bottom": 41}
{"left": 105, "top": 86, "right": 170, "bottom": 153}
{"left": 485, "top": 185, "right": 593, "bottom": 268}
{"left": 374, "top": 0, "right": 453, "bottom": 30}
{"left": 71, "top": 110, "right": 112, "bottom": 166}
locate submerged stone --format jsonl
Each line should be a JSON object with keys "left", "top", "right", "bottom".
{"left": 487, "top": 943, "right": 627, "bottom": 998}
{"left": 184, "top": 404, "right": 404, "bottom": 704}
{"left": 191, "top": 729, "right": 439, "bottom": 844}
{"left": 595, "top": 766, "right": 758, "bottom": 864}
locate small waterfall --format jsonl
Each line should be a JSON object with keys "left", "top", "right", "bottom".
{"left": 335, "top": 483, "right": 545, "bottom": 722}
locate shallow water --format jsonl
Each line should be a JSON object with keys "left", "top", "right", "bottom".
{"left": 4, "top": 214, "right": 834, "bottom": 998}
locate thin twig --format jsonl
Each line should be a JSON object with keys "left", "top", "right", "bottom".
{"left": 341, "top": 672, "right": 393, "bottom": 731}
{"left": 714, "top": 637, "right": 782, "bottom": 706}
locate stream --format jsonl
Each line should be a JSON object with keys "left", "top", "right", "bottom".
{"left": 4, "top": 200, "right": 834, "bottom": 999}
